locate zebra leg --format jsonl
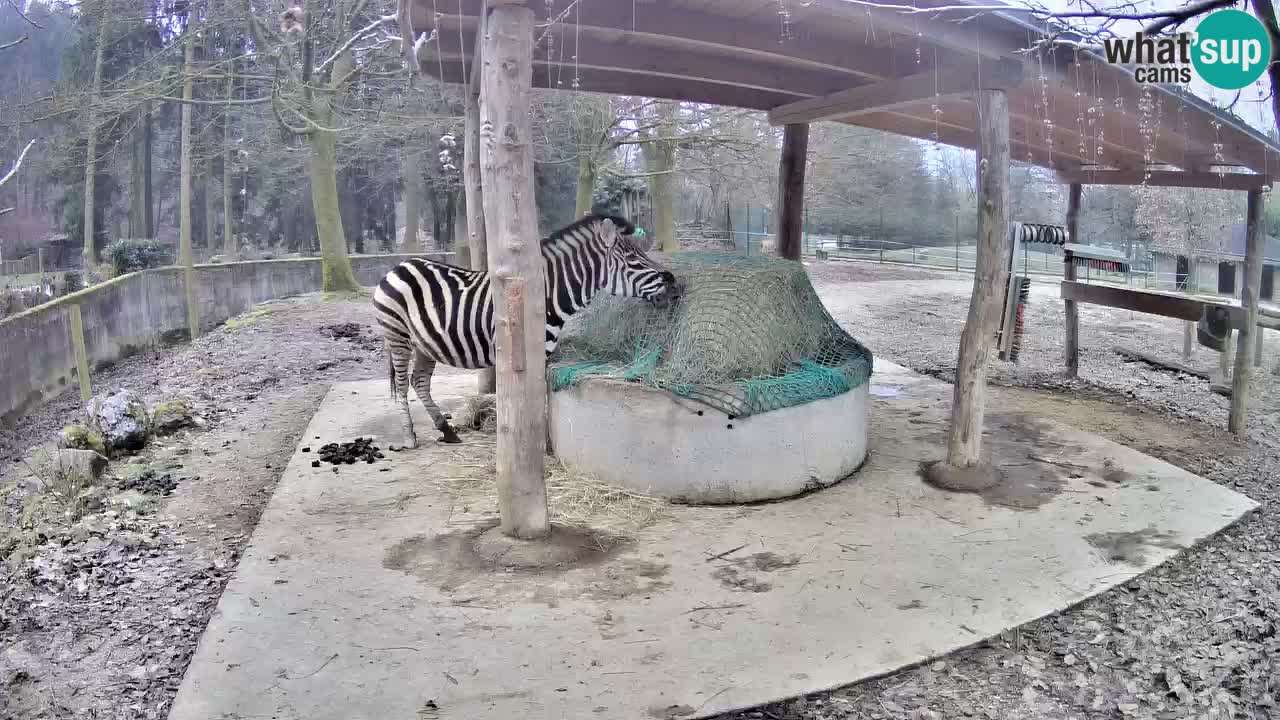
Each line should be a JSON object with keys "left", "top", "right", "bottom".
{"left": 409, "top": 352, "right": 462, "bottom": 444}
{"left": 386, "top": 338, "right": 417, "bottom": 449}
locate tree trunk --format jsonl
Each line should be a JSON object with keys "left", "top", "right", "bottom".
{"left": 179, "top": 31, "right": 201, "bottom": 338}
{"left": 444, "top": 189, "right": 456, "bottom": 252}
{"left": 574, "top": 96, "right": 607, "bottom": 216}
{"left": 943, "top": 88, "right": 1010, "bottom": 471}
{"left": 204, "top": 170, "right": 217, "bottom": 253}
{"left": 82, "top": 15, "right": 108, "bottom": 268}
{"left": 430, "top": 187, "right": 443, "bottom": 249}
{"left": 143, "top": 100, "right": 154, "bottom": 238}
{"left": 129, "top": 120, "right": 145, "bottom": 238}
{"left": 645, "top": 101, "right": 679, "bottom": 251}
{"left": 308, "top": 115, "right": 360, "bottom": 290}
{"left": 480, "top": 3, "right": 549, "bottom": 539}
{"left": 453, "top": 188, "right": 469, "bottom": 267}
{"left": 775, "top": 123, "right": 808, "bottom": 261}
{"left": 401, "top": 150, "right": 422, "bottom": 252}
{"left": 223, "top": 70, "right": 236, "bottom": 257}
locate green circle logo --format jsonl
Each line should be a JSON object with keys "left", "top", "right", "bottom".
{"left": 1192, "top": 10, "right": 1272, "bottom": 90}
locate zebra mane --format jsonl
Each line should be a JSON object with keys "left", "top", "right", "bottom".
{"left": 541, "top": 213, "right": 637, "bottom": 249}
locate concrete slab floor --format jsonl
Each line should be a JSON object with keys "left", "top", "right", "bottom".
{"left": 168, "top": 362, "right": 1258, "bottom": 720}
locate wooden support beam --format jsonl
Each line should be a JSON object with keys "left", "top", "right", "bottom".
{"left": 1230, "top": 188, "right": 1265, "bottom": 436}
{"left": 1057, "top": 169, "right": 1273, "bottom": 191}
{"left": 946, "top": 88, "right": 1010, "bottom": 470}
{"left": 1059, "top": 281, "right": 1280, "bottom": 331}
{"left": 767, "top": 60, "right": 1022, "bottom": 126}
{"left": 776, "top": 123, "right": 808, "bottom": 262}
{"left": 479, "top": 1, "right": 549, "bottom": 539}
{"left": 464, "top": 9, "right": 494, "bottom": 395}
{"left": 1063, "top": 183, "right": 1081, "bottom": 377}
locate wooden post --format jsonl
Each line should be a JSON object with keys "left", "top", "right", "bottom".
{"left": 1229, "top": 188, "right": 1265, "bottom": 435}
{"left": 480, "top": 1, "right": 550, "bottom": 539}
{"left": 1218, "top": 333, "right": 1232, "bottom": 384}
{"left": 775, "top": 123, "right": 808, "bottom": 262}
{"left": 1063, "top": 183, "right": 1081, "bottom": 377}
{"left": 1183, "top": 322, "right": 1193, "bottom": 359}
{"left": 69, "top": 304, "right": 92, "bottom": 402}
{"left": 944, "top": 88, "right": 1010, "bottom": 470}
{"left": 1255, "top": 326, "right": 1264, "bottom": 367}
{"left": 465, "top": 9, "right": 495, "bottom": 395}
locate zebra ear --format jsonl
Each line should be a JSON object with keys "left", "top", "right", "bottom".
{"left": 599, "top": 218, "right": 619, "bottom": 248}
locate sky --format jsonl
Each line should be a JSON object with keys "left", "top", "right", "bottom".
{"left": 1026, "top": 0, "right": 1278, "bottom": 136}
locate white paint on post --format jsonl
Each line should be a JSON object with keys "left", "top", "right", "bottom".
{"left": 946, "top": 88, "right": 1010, "bottom": 468}
{"left": 465, "top": 23, "right": 495, "bottom": 395}
{"left": 479, "top": 1, "right": 550, "bottom": 539}
{"left": 1229, "top": 188, "right": 1264, "bottom": 435}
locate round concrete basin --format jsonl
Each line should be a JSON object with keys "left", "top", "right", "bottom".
{"left": 548, "top": 379, "right": 870, "bottom": 504}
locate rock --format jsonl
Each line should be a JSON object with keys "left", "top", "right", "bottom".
{"left": 86, "top": 391, "right": 151, "bottom": 457}
{"left": 150, "top": 398, "right": 196, "bottom": 435}
{"left": 61, "top": 424, "right": 107, "bottom": 456}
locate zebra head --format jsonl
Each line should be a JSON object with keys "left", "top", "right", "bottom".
{"left": 596, "top": 218, "right": 677, "bottom": 302}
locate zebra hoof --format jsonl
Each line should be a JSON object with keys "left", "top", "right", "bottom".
{"left": 439, "top": 428, "right": 463, "bottom": 444}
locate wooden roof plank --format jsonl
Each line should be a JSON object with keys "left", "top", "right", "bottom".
{"left": 767, "top": 58, "right": 1023, "bottom": 126}
{"left": 1057, "top": 169, "right": 1274, "bottom": 190}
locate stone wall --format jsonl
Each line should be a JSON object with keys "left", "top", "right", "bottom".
{"left": 0, "top": 253, "right": 450, "bottom": 424}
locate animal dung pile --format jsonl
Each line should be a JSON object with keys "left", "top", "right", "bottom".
{"left": 310, "top": 437, "right": 384, "bottom": 467}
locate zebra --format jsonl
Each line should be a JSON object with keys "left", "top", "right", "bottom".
{"left": 372, "top": 213, "right": 677, "bottom": 448}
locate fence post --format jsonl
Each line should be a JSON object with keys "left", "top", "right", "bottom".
{"left": 954, "top": 214, "right": 960, "bottom": 271}
{"left": 69, "top": 304, "right": 92, "bottom": 403}
{"left": 804, "top": 204, "right": 809, "bottom": 255}
{"left": 879, "top": 207, "right": 885, "bottom": 262}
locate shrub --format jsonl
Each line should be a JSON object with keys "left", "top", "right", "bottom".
{"left": 106, "top": 238, "right": 172, "bottom": 275}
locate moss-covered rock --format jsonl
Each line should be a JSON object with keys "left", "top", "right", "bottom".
{"left": 150, "top": 398, "right": 195, "bottom": 435}
{"left": 61, "top": 424, "right": 107, "bottom": 456}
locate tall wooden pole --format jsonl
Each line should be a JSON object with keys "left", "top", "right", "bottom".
{"left": 1229, "top": 188, "right": 1265, "bottom": 435}
{"left": 466, "top": 7, "right": 495, "bottom": 395}
{"left": 480, "top": 1, "right": 550, "bottom": 539}
{"left": 943, "top": 88, "right": 1010, "bottom": 472}
{"left": 1063, "top": 183, "right": 1081, "bottom": 376}
{"left": 775, "top": 123, "right": 808, "bottom": 261}
{"left": 179, "top": 31, "right": 201, "bottom": 339}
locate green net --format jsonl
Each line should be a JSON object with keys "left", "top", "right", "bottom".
{"left": 548, "top": 252, "right": 873, "bottom": 418}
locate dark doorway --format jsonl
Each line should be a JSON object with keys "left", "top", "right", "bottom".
{"left": 1175, "top": 255, "right": 1190, "bottom": 290}
{"left": 1263, "top": 265, "right": 1275, "bottom": 301}
{"left": 1218, "top": 262, "right": 1237, "bottom": 295}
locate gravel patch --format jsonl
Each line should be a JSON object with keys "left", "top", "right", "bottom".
{"left": 0, "top": 292, "right": 392, "bottom": 720}
{"left": 4, "top": 265, "right": 1278, "bottom": 720}
{"left": 713, "top": 261, "right": 1280, "bottom": 720}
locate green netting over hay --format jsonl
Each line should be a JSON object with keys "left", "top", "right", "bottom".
{"left": 548, "top": 252, "right": 873, "bottom": 418}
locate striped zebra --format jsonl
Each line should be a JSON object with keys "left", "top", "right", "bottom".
{"left": 372, "top": 214, "right": 677, "bottom": 448}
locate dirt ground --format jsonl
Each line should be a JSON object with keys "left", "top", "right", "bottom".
{"left": 1, "top": 262, "right": 1278, "bottom": 720}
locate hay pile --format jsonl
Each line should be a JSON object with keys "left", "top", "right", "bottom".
{"left": 434, "top": 431, "right": 667, "bottom": 537}
{"left": 550, "top": 252, "right": 872, "bottom": 418}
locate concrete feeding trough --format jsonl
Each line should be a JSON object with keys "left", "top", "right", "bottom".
{"left": 548, "top": 377, "right": 871, "bottom": 504}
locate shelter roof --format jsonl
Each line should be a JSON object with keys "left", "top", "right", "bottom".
{"left": 410, "top": 0, "right": 1280, "bottom": 177}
